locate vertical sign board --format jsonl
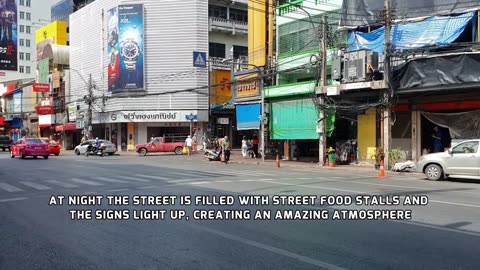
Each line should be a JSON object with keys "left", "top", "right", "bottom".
{"left": 0, "top": 0, "right": 17, "bottom": 71}
{"left": 13, "top": 91, "right": 21, "bottom": 113}
{"left": 127, "top": 122, "right": 135, "bottom": 150}
{"left": 107, "top": 4, "right": 145, "bottom": 93}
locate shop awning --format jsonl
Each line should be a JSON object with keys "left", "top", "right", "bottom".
{"left": 55, "top": 123, "right": 78, "bottom": 132}
{"left": 270, "top": 98, "right": 319, "bottom": 140}
{"left": 235, "top": 103, "right": 260, "bottom": 130}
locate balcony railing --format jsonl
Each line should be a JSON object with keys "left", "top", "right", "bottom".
{"left": 209, "top": 17, "right": 248, "bottom": 34}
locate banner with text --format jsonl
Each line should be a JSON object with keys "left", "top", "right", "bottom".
{"left": 95, "top": 111, "right": 208, "bottom": 124}
{"left": 107, "top": 4, "right": 145, "bottom": 93}
{"left": 0, "top": 0, "right": 18, "bottom": 71}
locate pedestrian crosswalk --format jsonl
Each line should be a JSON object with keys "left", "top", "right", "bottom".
{"left": 0, "top": 169, "right": 288, "bottom": 195}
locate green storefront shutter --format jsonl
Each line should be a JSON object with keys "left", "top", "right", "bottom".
{"left": 270, "top": 98, "right": 319, "bottom": 140}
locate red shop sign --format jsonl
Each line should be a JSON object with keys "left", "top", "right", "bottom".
{"left": 33, "top": 83, "right": 50, "bottom": 93}
{"left": 0, "top": 117, "right": 4, "bottom": 125}
{"left": 36, "top": 105, "right": 54, "bottom": 115}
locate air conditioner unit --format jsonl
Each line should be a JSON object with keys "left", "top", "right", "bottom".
{"left": 342, "top": 49, "right": 379, "bottom": 83}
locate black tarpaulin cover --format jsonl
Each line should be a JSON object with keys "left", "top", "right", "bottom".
{"left": 392, "top": 53, "right": 480, "bottom": 93}
{"left": 422, "top": 110, "right": 480, "bottom": 139}
{"left": 341, "top": 0, "right": 480, "bottom": 27}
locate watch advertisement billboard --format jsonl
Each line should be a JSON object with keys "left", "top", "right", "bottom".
{"left": 107, "top": 4, "right": 144, "bottom": 93}
{"left": 0, "top": 0, "right": 18, "bottom": 71}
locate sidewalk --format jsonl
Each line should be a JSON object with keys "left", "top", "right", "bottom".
{"left": 225, "top": 149, "right": 423, "bottom": 176}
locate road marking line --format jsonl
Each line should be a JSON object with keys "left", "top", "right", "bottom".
{"left": 261, "top": 180, "right": 365, "bottom": 194}
{"left": 0, "top": 183, "right": 24, "bottom": 192}
{"left": 167, "top": 179, "right": 193, "bottom": 183}
{"left": 134, "top": 174, "right": 168, "bottom": 181}
{"left": 0, "top": 197, "right": 28, "bottom": 203}
{"left": 191, "top": 225, "right": 347, "bottom": 270}
{"left": 215, "top": 180, "right": 232, "bottom": 183}
{"left": 91, "top": 177, "right": 129, "bottom": 184}
{"left": 70, "top": 178, "right": 104, "bottom": 186}
{"left": 45, "top": 180, "right": 79, "bottom": 188}
{"left": 20, "top": 181, "right": 51, "bottom": 190}
{"left": 429, "top": 199, "right": 480, "bottom": 208}
{"left": 168, "top": 171, "right": 199, "bottom": 177}
{"left": 84, "top": 191, "right": 98, "bottom": 195}
{"left": 259, "top": 178, "right": 274, "bottom": 181}
{"left": 137, "top": 186, "right": 156, "bottom": 190}
{"left": 299, "top": 178, "right": 312, "bottom": 180}
{"left": 239, "top": 179, "right": 255, "bottom": 182}
{"left": 115, "top": 175, "right": 151, "bottom": 182}
{"left": 106, "top": 188, "right": 130, "bottom": 192}
{"left": 189, "top": 181, "right": 210, "bottom": 185}
{"left": 262, "top": 180, "right": 480, "bottom": 209}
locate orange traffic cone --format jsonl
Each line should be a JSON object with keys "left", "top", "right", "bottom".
{"left": 276, "top": 154, "right": 280, "bottom": 168}
{"left": 378, "top": 160, "right": 385, "bottom": 178}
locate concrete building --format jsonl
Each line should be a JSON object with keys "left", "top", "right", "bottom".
{"left": 51, "top": 0, "right": 96, "bottom": 26}
{"left": 68, "top": 0, "right": 249, "bottom": 152}
{"left": 0, "top": 0, "right": 55, "bottom": 83}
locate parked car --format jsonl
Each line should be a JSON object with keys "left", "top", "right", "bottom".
{"left": 135, "top": 136, "right": 185, "bottom": 156}
{"left": 10, "top": 137, "right": 50, "bottom": 159}
{"left": 416, "top": 139, "right": 480, "bottom": 181}
{"left": 40, "top": 138, "right": 61, "bottom": 156}
{"left": 74, "top": 139, "right": 117, "bottom": 155}
{"left": 0, "top": 135, "right": 11, "bottom": 151}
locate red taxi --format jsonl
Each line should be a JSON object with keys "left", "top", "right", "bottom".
{"left": 10, "top": 138, "right": 50, "bottom": 159}
{"left": 41, "top": 138, "right": 61, "bottom": 156}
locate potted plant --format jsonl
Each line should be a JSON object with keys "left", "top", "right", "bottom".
{"left": 372, "top": 147, "right": 385, "bottom": 170}
{"left": 388, "top": 148, "right": 402, "bottom": 171}
{"left": 327, "top": 147, "right": 336, "bottom": 167}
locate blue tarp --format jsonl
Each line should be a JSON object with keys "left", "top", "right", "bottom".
{"left": 235, "top": 103, "right": 260, "bottom": 130}
{"left": 348, "top": 12, "right": 475, "bottom": 54}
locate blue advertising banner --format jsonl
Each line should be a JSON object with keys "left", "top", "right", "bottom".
{"left": 0, "top": 0, "right": 17, "bottom": 71}
{"left": 107, "top": 4, "right": 144, "bottom": 93}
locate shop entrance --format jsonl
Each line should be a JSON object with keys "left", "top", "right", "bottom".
{"left": 421, "top": 115, "right": 451, "bottom": 154}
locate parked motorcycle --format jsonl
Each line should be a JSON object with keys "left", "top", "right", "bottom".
{"left": 204, "top": 148, "right": 222, "bottom": 161}
{"left": 85, "top": 143, "right": 106, "bottom": 157}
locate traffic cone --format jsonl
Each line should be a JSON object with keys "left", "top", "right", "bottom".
{"left": 276, "top": 154, "right": 280, "bottom": 168}
{"left": 378, "top": 160, "right": 385, "bottom": 178}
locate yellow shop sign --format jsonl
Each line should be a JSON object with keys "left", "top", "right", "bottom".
{"left": 235, "top": 74, "right": 259, "bottom": 98}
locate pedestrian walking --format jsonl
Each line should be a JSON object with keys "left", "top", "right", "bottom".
{"left": 241, "top": 136, "right": 248, "bottom": 158}
{"left": 252, "top": 135, "right": 259, "bottom": 158}
{"left": 222, "top": 136, "right": 231, "bottom": 163}
{"left": 185, "top": 135, "right": 193, "bottom": 155}
{"left": 432, "top": 126, "right": 443, "bottom": 153}
{"left": 192, "top": 134, "right": 197, "bottom": 151}
{"left": 202, "top": 133, "right": 208, "bottom": 151}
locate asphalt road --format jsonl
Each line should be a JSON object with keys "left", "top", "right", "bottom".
{"left": 1, "top": 151, "right": 479, "bottom": 270}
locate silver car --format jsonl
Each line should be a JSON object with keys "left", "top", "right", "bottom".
{"left": 416, "top": 139, "right": 480, "bottom": 181}
{"left": 74, "top": 140, "right": 117, "bottom": 156}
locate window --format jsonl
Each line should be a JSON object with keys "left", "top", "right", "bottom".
{"left": 26, "top": 0, "right": 31, "bottom": 7}
{"left": 26, "top": 26, "right": 31, "bottom": 34}
{"left": 19, "top": 66, "right": 24, "bottom": 73}
{"left": 26, "top": 12, "right": 31, "bottom": 21}
{"left": 19, "top": 25, "right": 24, "bottom": 33}
{"left": 26, "top": 39, "right": 30, "bottom": 47}
{"left": 19, "top": 52, "right": 24, "bottom": 60}
{"left": 26, "top": 53, "right": 30, "bottom": 61}
{"left": 209, "top": 42, "right": 226, "bottom": 58}
{"left": 20, "top": 0, "right": 24, "bottom": 6}
{"left": 26, "top": 66, "right": 31, "bottom": 74}
{"left": 20, "top": 12, "right": 24, "bottom": 20}
{"left": 230, "top": 8, "right": 248, "bottom": 22}
{"left": 233, "top": 45, "right": 248, "bottom": 59}
{"left": 452, "top": 141, "right": 479, "bottom": 154}
{"left": 208, "top": 5, "right": 227, "bottom": 19}
{"left": 19, "top": 39, "right": 24, "bottom": 46}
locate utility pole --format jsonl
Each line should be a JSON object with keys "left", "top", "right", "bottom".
{"left": 260, "top": 68, "right": 265, "bottom": 163}
{"left": 85, "top": 74, "right": 93, "bottom": 139}
{"left": 318, "top": 15, "right": 328, "bottom": 166}
{"left": 383, "top": 0, "right": 392, "bottom": 169}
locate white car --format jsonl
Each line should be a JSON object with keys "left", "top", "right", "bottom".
{"left": 74, "top": 140, "right": 117, "bottom": 156}
{"left": 416, "top": 139, "right": 480, "bottom": 181}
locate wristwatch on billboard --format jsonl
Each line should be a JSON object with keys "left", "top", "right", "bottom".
{"left": 120, "top": 38, "right": 141, "bottom": 71}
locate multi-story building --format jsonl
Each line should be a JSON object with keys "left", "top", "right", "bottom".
{"left": 51, "top": 0, "right": 96, "bottom": 26}
{"left": 207, "top": 0, "right": 248, "bottom": 143}
{"left": 264, "top": 0, "right": 343, "bottom": 161}
{"left": 0, "top": 0, "right": 54, "bottom": 83}
{"left": 69, "top": 0, "right": 210, "bottom": 151}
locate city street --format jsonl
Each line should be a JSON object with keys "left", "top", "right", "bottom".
{"left": 1, "top": 151, "right": 479, "bottom": 270}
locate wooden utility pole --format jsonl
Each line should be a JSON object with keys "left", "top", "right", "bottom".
{"left": 319, "top": 15, "right": 328, "bottom": 166}
{"left": 383, "top": 0, "right": 392, "bottom": 168}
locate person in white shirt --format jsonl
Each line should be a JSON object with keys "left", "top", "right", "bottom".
{"left": 185, "top": 135, "right": 193, "bottom": 155}
{"left": 241, "top": 136, "right": 248, "bottom": 158}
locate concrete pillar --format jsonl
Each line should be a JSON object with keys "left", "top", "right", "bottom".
{"left": 383, "top": 105, "right": 392, "bottom": 169}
